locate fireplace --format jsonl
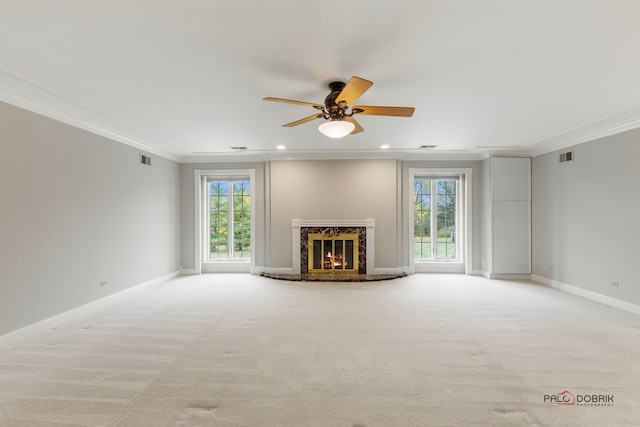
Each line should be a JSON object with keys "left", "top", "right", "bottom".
{"left": 308, "top": 233, "right": 359, "bottom": 273}
{"left": 292, "top": 219, "right": 374, "bottom": 275}
{"left": 304, "top": 229, "right": 364, "bottom": 274}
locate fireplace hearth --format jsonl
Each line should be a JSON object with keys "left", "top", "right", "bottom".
{"left": 261, "top": 272, "right": 407, "bottom": 282}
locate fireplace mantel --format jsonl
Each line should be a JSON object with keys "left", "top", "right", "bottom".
{"left": 292, "top": 219, "right": 375, "bottom": 274}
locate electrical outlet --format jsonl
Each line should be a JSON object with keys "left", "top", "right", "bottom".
{"left": 100, "top": 280, "right": 108, "bottom": 287}
{"left": 610, "top": 281, "right": 619, "bottom": 288}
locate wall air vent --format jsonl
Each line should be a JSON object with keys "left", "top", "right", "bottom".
{"left": 140, "top": 154, "right": 152, "bottom": 166}
{"left": 559, "top": 150, "right": 574, "bottom": 163}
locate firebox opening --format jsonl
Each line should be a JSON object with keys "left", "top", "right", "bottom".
{"left": 308, "top": 233, "right": 359, "bottom": 274}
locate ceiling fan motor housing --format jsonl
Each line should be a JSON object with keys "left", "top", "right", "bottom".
{"left": 325, "top": 81, "right": 347, "bottom": 119}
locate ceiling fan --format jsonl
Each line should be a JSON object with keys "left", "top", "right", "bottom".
{"left": 263, "top": 76, "right": 415, "bottom": 138}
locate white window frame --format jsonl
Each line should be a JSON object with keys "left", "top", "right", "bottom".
{"left": 194, "top": 169, "right": 256, "bottom": 274}
{"left": 408, "top": 168, "right": 472, "bottom": 274}
{"left": 414, "top": 178, "right": 460, "bottom": 261}
{"left": 207, "top": 178, "right": 251, "bottom": 261}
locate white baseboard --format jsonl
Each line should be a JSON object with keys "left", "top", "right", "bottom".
{"left": 402, "top": 266, "right": 414, "bottom": 275}
{"left": 532, "top": 274, "right": 640, "bottom": 316}
{"left": 373, "top": 267, "right": 405, "bottom": 275}
{"left": 414, "top": 263, "right": 465, "bottom": 274}
{"left": 183, "top": 266, "right": 283, "bottom": 275}
{"left": 0, "top": 270, "right": 181, "bottom": 349}
{"left": 201, "top": 262, "right": 250, "bottom": 274}
{"left": 401, "top": 267, "right": 485, "bottom": 276}
{"left": 468, "top": 269, "right": 487, "bottom": 277}
{"left": 488, "top": 273, "right": 532, "bottom": 280}
{"left": 469, "top": 270, "right": 530, "bottom": 280}
{"left": 263, "top": 267, "right": 294, "bottom": 275}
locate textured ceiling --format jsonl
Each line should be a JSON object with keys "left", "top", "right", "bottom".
{"left": 1, "top": 1, "right": 640, "bottom": 161}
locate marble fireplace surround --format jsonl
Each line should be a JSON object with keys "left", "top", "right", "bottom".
{"left": 292, "top": 219, "right": 375, "bottom": 275}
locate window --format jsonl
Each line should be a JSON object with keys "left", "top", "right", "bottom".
{"left": 195, "top": 168, "right": 255, "bottom": 274}
{"left": 414, "top": 178, "right": 458, "bottom": 261}
{"left": 208, "top": 178, "right": 250, "bottom": 260}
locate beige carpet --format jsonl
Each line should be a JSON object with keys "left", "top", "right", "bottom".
{"left": 0, "top": 274, "right": 639, "bottom": 426}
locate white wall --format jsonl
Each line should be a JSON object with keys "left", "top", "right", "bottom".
{"left": 268, "top": 160, "right": 400, "bottom": 270}
{"left": 0, "top": 101, "right": 181, "bottom": 337}
{"left": 532, "top": 127, "right": 640, "bottom": 305}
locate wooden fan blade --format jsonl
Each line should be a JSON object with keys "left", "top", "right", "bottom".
{"left": 336, "top": 76, "right": 373, "bottom": 106}
{"left": 345, "top": 116, "right": 364, "bottom": 134}
{"left": 352, "top": 106, "right": 415, "bottom": 117}
{"left": 263, "top": 97, "right": 324, "bottom": 110}
{"left": 283, "top": 114, "right": 324, "bottom": 127}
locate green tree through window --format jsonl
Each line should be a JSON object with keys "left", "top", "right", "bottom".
{"left": 414, "top": 178, "right": 457, "bottom": 260}
{"left": 209, "top": 180, "right": 250, "bottom": 260}
{"left": 414, "top": 180, "right": 431, "bottom": 259}
{"left": 233, "top": 182, "right": 250, "bottom": 259}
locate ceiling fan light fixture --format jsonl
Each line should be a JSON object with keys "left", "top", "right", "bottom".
{"left": 318, "top": 120, "right": 355, "bottom": 138}
{"left": 264, "top": 76, "right": 413, "bottom": 138}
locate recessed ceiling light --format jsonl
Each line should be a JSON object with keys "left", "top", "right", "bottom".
{"left": 276, "top": 144, "right": 286, "bottom": 150}
{"left": 380, "top": 144, "right": 390, "bottom": 149}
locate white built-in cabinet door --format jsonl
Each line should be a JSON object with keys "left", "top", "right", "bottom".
{"left": 490, "top": 158, "right": 531, "bottom": 275}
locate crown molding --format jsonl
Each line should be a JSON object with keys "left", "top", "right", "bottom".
{"left": 5, "top": 68, "right": 638, "bottom": 164}
{"left": 179, "top": 148, "right": 489, "bottom": 163}
{"left": 525, "top": 107, "right": 640, "bottom": 157}
{"left": 0, "top": 68, "right": 184, "bottom": 162}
